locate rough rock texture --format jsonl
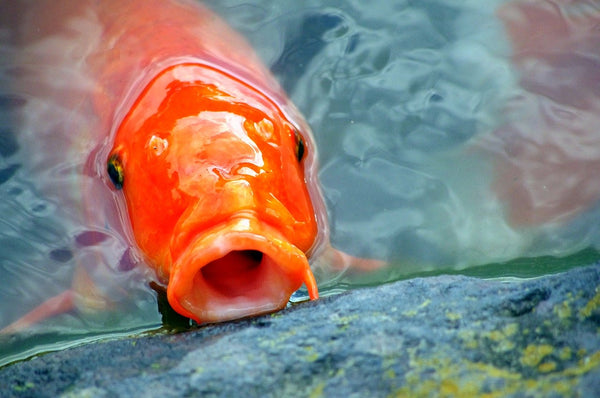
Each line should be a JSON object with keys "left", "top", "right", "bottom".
{"left": 1, "top": 264, "right": 599, "bottom": 397}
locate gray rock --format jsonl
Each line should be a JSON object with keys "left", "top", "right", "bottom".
{"left": 1, "top": 264, "right": 599, "bottom": 397}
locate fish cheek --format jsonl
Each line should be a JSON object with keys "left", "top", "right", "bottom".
{"left": 139, "top": 136, "right": 183, "bottom": 212}
{"left": 124, "top": 140, "right": 189, "bottom": 257}
{"left": 285, "top": 133, "right": 318, "bottom": 248}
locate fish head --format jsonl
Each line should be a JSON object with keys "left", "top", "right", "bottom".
{"left": 107, "top": 64, "right": 320, "bottom": 323}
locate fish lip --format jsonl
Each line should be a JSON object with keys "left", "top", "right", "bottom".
{"left": 167, "top": 214, "right": 318, "bottom": 323}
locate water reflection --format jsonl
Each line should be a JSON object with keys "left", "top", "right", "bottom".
{"left": 260, "top": 0, "right": 600, "bottom": 282}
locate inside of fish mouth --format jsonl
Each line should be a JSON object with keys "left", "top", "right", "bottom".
{"left": 199, "top": 250, "right": 265, "bottom": 295}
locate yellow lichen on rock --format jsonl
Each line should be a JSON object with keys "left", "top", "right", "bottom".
{"left": 579, "top": 288, "right": 600, "bottom": 319}
{"left": 521, "top": 344, "right": 554, "bottom": 367}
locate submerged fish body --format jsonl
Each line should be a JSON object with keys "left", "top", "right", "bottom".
{"left": 484, "top": 0, "right": 600, "bottom": 226}
{"left": 3, "top": 0, "right": 327, "bottom": 326}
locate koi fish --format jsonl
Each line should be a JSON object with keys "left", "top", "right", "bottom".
{"left": 0, "top": 0, "right": 354, "bottom": 331}
{"left": 107, "top": 62, "right": 322, "bottom": 323}
{"left": 482, "top": 0, "right": 600, "bottom": 226}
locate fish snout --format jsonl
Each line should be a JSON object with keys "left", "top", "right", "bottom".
{"left": 169, "top": 177, "right": 311, "bottom": 259}
{"left": 167, "top": 215, "right": 318, "bottom": 323}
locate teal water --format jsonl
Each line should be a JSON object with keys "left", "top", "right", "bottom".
{"left": 2, "top": 0, "right": 600, "bottom": 366}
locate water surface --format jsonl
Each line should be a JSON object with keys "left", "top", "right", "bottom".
{"left": 2, "top": 0, "right": 600, "bottom": 366}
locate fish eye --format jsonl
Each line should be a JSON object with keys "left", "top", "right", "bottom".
{"left": 107, "top": 153, "right": 124, "bottom": 189}
{"left": 294, "top": 129, "right": 306, "bottom": 162}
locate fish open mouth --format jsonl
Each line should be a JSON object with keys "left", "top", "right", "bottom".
{"left": 167, "top": 216, "right": 318, "bottom": 323}
{"left": 199, "top": 250, "right": 264, "bottom": 297}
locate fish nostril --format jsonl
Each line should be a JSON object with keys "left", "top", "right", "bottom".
{"left": 147, "top": 135, "right": 169, "bottom": 156}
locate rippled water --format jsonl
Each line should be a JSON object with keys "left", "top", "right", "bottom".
{"left": 2, "top": 0, "right": 600, "bottom": 366}
{"left": 218, "top": 0, "right": 600, "bottom": 287}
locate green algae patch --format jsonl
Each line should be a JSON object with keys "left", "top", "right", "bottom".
{"left": 393, "top": 281, "right": 600, "bottom": 398}
{"left": 521, "top": 344, "right": 554, "bottom": 368}
{"left": 458, "top": 330, "right": 479, "bottom": 350}
{"left": 384, "top": 368, "right": 397, "bottom": 380}
{"left": 564, "top": 350, "right": 600, "bottom": 376}
{"left": 553, "top": 301, "right": 572, "bottom": 321}
{"left": 389, "top": 345, "right": 599, "bottom": 398}
{"left": 419, "top": 299, "right": 432, "bottom": 309}
{"left": 579, "top": 288, "right": 600, "bottom": 319}
{"left": 402, "top": 299, "right": 432, "bottom": 318}
{"left": 303, "top": 346, "right": 320, "bottom": 362}
{"left": 501, "top": 323, "right": 518, "bottom": 337}
{"left": 331, "top": 313, "right": 360, "bottom": 331}
{"left": 445, "top": 311, "right": 461, "bottom": 321}
{"left": 309, "top": 381, "right": 325, "bottom": 398}
{"left": 391, "top": 347, "right": 523, "bottom": 397}
{"left": 60, "top": 387, "right": 107, "bottom": 398}
{"left": 488, "top": 322, "right": 518, "bottom": 343}
{"left": 13, "top": 381, "right": 34, "bottom": 392}
{"left": 558, "top": 347, "right": 572, "bottom": 361}
{"left": 257, "top": 328, "right": 298, "bottom": 349}
{"left": 538, "top": 361, "right": 557, "bottom": 373}
{"left": 458, "top": 322, "right": 520, "bottom": 354}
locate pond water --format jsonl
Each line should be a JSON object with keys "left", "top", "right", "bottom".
{"left": 2, "top": 0, "right": 600, "bottom": 366}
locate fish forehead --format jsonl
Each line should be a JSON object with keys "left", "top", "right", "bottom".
{"left": 118, "top": 63, "right": 285, "bottom": 137}
{"left": 113, "top": 63, "right": 300, "bottom": 194}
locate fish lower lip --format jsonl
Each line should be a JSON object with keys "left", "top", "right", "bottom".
{"left": 166, "top": 216, "right": 317, "bottom": 323}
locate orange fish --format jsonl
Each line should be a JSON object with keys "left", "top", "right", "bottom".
{"left": 107, "top": 63, "right": 321, "bottom": 323}
{"left": 1, "top": 0, "right": 356, "bottom": 331}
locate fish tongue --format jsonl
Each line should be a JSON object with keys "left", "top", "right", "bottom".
{"left": 167, "top": 217, "right": 318, "bottom": 323}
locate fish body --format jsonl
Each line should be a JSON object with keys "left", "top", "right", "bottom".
{"left": 2, "top": 0, "right": 327, "bottom": 326}
{"left": 484, "top": 0, "right": 600, "bottom": 226}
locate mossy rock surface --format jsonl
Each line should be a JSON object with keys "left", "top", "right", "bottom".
{"left": 1, "top": 264, "right": 599, "bottom": 397}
